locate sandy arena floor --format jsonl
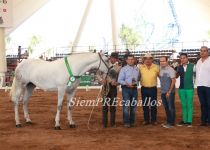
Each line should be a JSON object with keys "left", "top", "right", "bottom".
{"left": 0, "top": 89, "right": 210, "bottom": 150}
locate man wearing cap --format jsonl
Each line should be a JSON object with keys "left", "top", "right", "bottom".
{"left": 97, "top": 52, "right": 121, "bottom": 128}
{"left": 118, "top": 54, "right": 140, "bottom": 128}
{"left": 196, "top": 46, "right": 210, "bottom": 127}
{"left": 138, "top": 53, "right": 159, "bottom": 125}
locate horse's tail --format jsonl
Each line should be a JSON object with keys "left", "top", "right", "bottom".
{"left": 9, "top": 60, "right": 24, "bottom": 99}
{"left": 10, "top": 77, "right": 16, "bottom": 101}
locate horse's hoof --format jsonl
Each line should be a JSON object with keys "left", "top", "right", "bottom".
{"left": 69, "top": 124, "right": 76, "bottom": 128}
{"left": 54, "top": 126, "right": 61, "bottom": 130}
{"left": 26, "top": 121, "right": 33, "bottom": 125}
{"left": 16, "top": 124, "right": 22, "bottom": 128}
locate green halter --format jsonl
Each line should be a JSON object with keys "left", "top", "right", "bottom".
{"left": 64, "top": 57, "right": 76, "bottom": 86}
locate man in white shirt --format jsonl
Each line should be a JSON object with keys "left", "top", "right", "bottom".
{"left": 196, "top": 46, "right": 210, "bottom": 126}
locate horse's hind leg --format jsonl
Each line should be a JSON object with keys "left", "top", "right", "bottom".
{"left": 12, "top": 84, "right": 23, "bottom": 127}
{"left": 23, "top": 83, "right": 36, "bottom": 124}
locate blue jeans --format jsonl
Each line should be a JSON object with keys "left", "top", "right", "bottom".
{"left": 197, "top": 86, "right": 210, "bottom": 124}
{"left": 161, "top": 92, "right": 176, "bottom": 125}
{"left": 141, "top": 86, "right": 157, "bottom": 122}
{"left": 122, "top": 87, "right": 138, "bottom": 125}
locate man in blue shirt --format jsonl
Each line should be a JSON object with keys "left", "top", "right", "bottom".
{"left": 118, "top": 55, "right": 140, "bottom": 128}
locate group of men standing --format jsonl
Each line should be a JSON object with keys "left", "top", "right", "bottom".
{"left": 98, "top": 46, "right": 210, "bottom": 129}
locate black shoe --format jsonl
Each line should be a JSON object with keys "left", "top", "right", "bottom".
{"left": 206, "top": 123, "right": 210, "bottom": 127}
{"left": 124, "top": 124, "right": 131, "bottom": 128}
{"left": 130, "top": 123, "right": 136, "bottom": 127}
{"left": 186, "top": 122, "right": 192, "bottom": 127}
{"left": 161, "top": 123, "right": 173, "bottom": 128}
{"left": 142, "top": 121, "right": 150, "bottom": 126}
{"left": 199, "top": 123, "right": 207, "bottom": 126}
{"left": 151, "top": 121, "right": 158, "bottom": 125}
{"left": 170, "top": 123, "right": 175, "bottom": 126}
{"left": 110, "top": 124, "right": 116, "bottom": 128}
{"left": 177, "top": 121, "right": 186, "bottom": 127}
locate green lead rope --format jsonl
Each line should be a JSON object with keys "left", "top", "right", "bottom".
{"left": 64, "top": 57, "right": 76, "bottom": 86}
{"left": 64, "top": 57, "right": 74, "bottom": 77}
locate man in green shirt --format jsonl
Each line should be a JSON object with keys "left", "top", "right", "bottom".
{"left": 176, "top": 53, "right": 195, "bottom": 127}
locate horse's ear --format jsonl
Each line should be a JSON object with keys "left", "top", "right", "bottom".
{"left": 99, "top": 50, "right": 107, "bottom": 55}
{"left": 99, "top": 51, "right": 108, "bottom": 58}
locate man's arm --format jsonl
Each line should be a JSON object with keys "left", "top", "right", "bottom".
{"left": 166, "top": 78, "right": 176, "bottom": 99}
{"left": 176, "top": 66, "right": 180, "bottom": 78}
{"left": 138, "top": 70, "right": 141, "bottom": 82}
{"left": 168, "top": 78, "right": 176, "bottom": 93}
{"left": 156, "top": 65, "right": 160, "bottom": 78}
{"left": 157, "top": 69, "right": 160, "bottom": 78}
{"left": 193, "top": 64, "right": 196, "bottom": 84}
{"left": 166, "top": 69, "right": 176, "bottom": 98}
{"left": 117, "top": 68, "right": 126, "bottom": 85}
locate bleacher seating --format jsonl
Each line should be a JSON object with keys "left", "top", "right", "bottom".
{"left": 179, "top": 48, "right": 210, "bottom": 63}
{"left": 118, "top": 49, "right": 175, "bottom": 60}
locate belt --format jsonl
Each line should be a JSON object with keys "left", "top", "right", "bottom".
{"left": 109, "top": 83, "right": 117, "bottom": 88}
{"left": 141, "top": 86, "right": 157, "bottom": 89}
{"left": 121, "top": 85, "right": 137, "bottom": 89}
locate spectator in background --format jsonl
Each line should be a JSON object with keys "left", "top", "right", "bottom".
{"left": 18, "top": 46, "right": 21, "bottom": 60}
{"left": 196, "top": 52, "right": 201, "bottom": 62}
{"left": 125, "top": 49, "right": 131, "bottom": 57}
{"left": 138, "top": 57, "right": 144, "bottom": 65}
{"left": 171, "top": 59, "right": 179, "bottom": 70}
{"left": 22, "top": 50, "right": 29, "bottom": 59}
{"left": 122, "top": 49, "right": 131, "bottom": 66}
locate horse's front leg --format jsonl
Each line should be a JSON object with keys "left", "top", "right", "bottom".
{"left": 55, "top": 87, "right": 65, "bottom": 130}
{"left": 67, "top": 89, "right": 77, "bottom": 128}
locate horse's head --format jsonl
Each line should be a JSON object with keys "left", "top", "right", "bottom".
{"left": 96, "top": 52, "right": 109, "bottom": 74}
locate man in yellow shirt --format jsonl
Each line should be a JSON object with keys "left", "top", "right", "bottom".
{"left": 138, "top": 53, "right": 159, "bottom": 125}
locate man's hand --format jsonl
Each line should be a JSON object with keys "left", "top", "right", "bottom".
{"left": 126, "top": 84, "right": 134, "bottom": 88}
{"left": 99, "top": 79, "right": 107, "bottom": 84}
{"left": 166, "top": 91, "right": 171, "bottom": 99}
{"left": 111, "top": 81, "right": 117, "bottom": 86}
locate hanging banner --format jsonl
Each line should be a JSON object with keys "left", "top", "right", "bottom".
{"left": 0, "top": 0, "right": 12, "bottom": 27}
